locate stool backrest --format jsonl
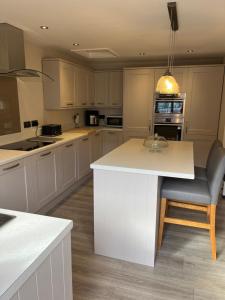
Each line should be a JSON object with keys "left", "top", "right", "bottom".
{"left": 206, "top": 140, "right": 222, "bottom": 170}
{"left": 207, "top": 145, "right": 225, "bottom": 204}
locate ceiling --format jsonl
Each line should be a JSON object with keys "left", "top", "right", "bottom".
{"left": 1, "top": 0, "right": 225, "bottom": 61}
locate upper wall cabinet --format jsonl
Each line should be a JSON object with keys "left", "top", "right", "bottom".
{"left": 123, "top": 68, "right": 155, "bottom": 141}
{"left": 94, "top": 70, "right": 123, "bottom": 107}
{"left": 43, "top": 59, "right": 75, "bottom": 109}
{"left": 75, "top": 66, "right": 88, "bottom": 107}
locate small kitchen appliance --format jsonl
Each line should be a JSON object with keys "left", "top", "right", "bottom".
{"left": 106, "top": 115, "right": 123, "bottom": 128}
{"left": 42, "top": 124, "right": 62, "bottom": 136}
{"left": 85, "top": 110, "right": 99, "bottom": 126}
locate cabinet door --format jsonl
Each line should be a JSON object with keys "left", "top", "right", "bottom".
{"left": 77, "top": 136, "right": 91, "bottom": 179}
{"left": 91, "top": 132, "right": 102, "bottom": 163}
{"left": 76, "top": 67, "right": 88, "bottom": 107}
{"left": 87, "top": 70, "right": 95, "bottom": 106}
{"left": 0, "top": 160, "right": 28, "bottom": 211}
{"left": 94, "top": 72, "right": 109, "bottom": 106}
{"left": 123, "top": 68, "right": 154, "bottom": 141}
{"left": 109, "top": 71, "right": 123, "bottom": 107}
{"left": 60, "top": 142, "right": 77, "bottom": 191}
{"left": 59, "top": 62, "right": 75, "bottom": 108}
{"left": 102, "top": 131, "right": 123, "bottom": 155}
{"left": 184, "top": 66, "right": 224, "bottom": 166}
{"left": 35, "top": 150, "right": 57, "bottom": 207}
{"left": 154, "top": 67, "right": 188, "bottom": 93}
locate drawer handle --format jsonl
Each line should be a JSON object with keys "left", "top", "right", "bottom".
{"left": 95, "top": 133, "right": 100, "bottom": 136}
{"left": 91, "top": 102, "right": 95, "bottom": 105}
{"left": 108, "top": 131, "right": 115, "bottom": 134}
{"left": 66, "top": 103, "right": 73, "bottom": 106}
{"left": 41, "top": 151, "right": 52, "bottom": 157}
{"left": 82, "top": 102, "right": 87, "bottom": 105}
{"left": 3, "top": 163, "right": 20, "bottom": 171}
{"left": 112, "top": 103, "right": 118, "bottom": 105}
{"left": 82, "top": 137, "right": 89, "bottom": 141}
{"left": 66, "top": 144, "right": 73, "bottom": 148}
{"left": 97, "top": 102, "right": 103, "bottom": 104}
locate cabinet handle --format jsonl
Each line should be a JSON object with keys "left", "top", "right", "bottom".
{"left": 91, "top": 102, "right": 95, "bottom": 105}
{"left": 149, "top": 120, "right": 151, "bottom": 133}
{"left": 66, "top": 144, "right": 73, "bottom": 148}
{"left": 66, "top": 103, "right": 73, "bottom": 106}
{"left": 108, "top": 131, "right": 115, "bottom": 134}
{"left": 97, "top": 102, "right": 103, "bottom": 104}
{"left": 40, "top": 151, "right": 52, "bottom": 157}
{"left": 82, "top": 102, "right": 87, "bottom": 105}
{"left": 112, "top": 103, "right": 118, "bottom": 105}
{"left": 82, "top": 137, "right": 89, "bottom": 141}
{"left": 3, "top": 163, "right": 20, "bottom": 171}
{"left": 95, "top": 133, "right": 100, "bottom": 136}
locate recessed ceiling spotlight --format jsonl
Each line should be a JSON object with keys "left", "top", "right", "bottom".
{"left": 73, "top": 42, "right": 80, "bottom": 46}
{"left": 186, "top": 49, "right": 194, "bottom": 54}
{"left": 138, "top": 52, "right": 146, "bottom": 56}
{"left": 40, "top": 25, "right": 48, "bottom": 30}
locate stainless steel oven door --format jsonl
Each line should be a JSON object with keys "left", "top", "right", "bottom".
{"left": 154, "top": 124, "right": 183, "bottom": 141}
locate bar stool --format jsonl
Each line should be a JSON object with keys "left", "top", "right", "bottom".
{"left": 195, "top": 140, "right": 222, "bottom": 181}
{"left": 158, "top": 145, "right": 225, "bottom": 260}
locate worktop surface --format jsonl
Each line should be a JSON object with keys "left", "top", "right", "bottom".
{"left": 91, "top": 139, "right": 194, "bottom": 179}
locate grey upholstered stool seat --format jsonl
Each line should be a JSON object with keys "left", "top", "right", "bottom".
{"left": 195, "top": 140, "right": 222, "bottom": 181}
{"left": 158, "top": 143, "right": 225, "bottom": 261}
{"left": 161, "top": 178, "right": 210, "bottom": 204}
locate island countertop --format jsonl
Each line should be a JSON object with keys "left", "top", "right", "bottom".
{"left": 91, "top": 139, "right": 194, "bottom": 179}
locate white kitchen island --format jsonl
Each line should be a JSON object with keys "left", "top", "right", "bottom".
{"left": 91, "top": 139, "right": 194, "bottom": 267}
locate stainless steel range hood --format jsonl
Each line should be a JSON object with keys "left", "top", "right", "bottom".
{"left": 0, "top": 23, "right": 53, "bottom": 80}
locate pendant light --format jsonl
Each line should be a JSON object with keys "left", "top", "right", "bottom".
{"left": 156, "top": 2, "right": 179, "bottom": 95}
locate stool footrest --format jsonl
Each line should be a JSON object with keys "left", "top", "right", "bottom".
{"left": 168, "top": 200, "right": 208, "bottom": 212}
{"left": 164, "top": 217, "right": 210, "bottom": 229}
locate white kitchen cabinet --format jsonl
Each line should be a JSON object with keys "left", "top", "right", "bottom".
{"left": 94, "top": 70, "right": 123, "bottom": 107}
{"left": 184, "top": 66, "right": 224, "bottom": 166}
{"left": 58, "top": 141, "right": 77, "bottom": 192}
{"left": 42, "top": 59, "right": 75, "bottom": 109}
{"left": 90, "top": 131, "right": 102, "bottom": 162}
{"left": 87, "top": 70, "right": 95, "bottom": 106}
{"left": 123, "top": 68, "right": 155, "bottom": 141}
{"left": 109, "top": 71, "right": 123, "bottom": 107}
{"left": 75, "top": 66, "right": 88, "bottom": 107}
{"left": 77, "top": 136, "right": 91, "bottom": 179}
{"left": 102, "top": 130, "right": 123, "bottom": 155}
{"left": 94, "top": 71, "right": 109, "bottom": 107}
{"left": 34, "top": 148, "right": 58, "bottom": 207}
{"left": 0, "top": 159, "right": 28, "bottom": 211}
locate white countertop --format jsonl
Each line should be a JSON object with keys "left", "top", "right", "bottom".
{"left": 0, "top": 127, "right": 123, "bottom": 166}
{"left": 0, "top": 208, "right": 73, "bottom": 300}
{"left": 91, "top": 139, "right": 194, "bottom": 179}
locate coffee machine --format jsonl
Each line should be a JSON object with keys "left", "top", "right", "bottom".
{"left": 85, "top": 110, "right": 99, "bottom": 126}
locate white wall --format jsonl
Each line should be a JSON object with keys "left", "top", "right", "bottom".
{"left": 0, "top": 40, "right": 85, "bottom": 146}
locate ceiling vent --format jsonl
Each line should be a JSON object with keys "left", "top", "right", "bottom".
{"left": 71, "top": 48, "right": 118, "bottom": 59}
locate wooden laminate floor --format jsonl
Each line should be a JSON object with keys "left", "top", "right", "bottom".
{"left": 50, "top": 179, "right": 225, "bottom": 300}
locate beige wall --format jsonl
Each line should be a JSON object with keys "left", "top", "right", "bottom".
{"left": 218, "top": 83, "right": 225, "bottom": 144}
{"left": 0, "top": 40, "right": 86, "bottom": 146}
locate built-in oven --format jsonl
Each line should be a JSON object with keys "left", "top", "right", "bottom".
{"left": 153, "top": 93, "right": 186, "bottom": 141}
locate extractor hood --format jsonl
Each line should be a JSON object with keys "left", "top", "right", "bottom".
{"left": 0, "top": 23, "right": 53, "bottom": 80}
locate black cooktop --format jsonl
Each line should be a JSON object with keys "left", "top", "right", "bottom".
{"left": 0, "top": 137, "right": 60, "bottom": 151}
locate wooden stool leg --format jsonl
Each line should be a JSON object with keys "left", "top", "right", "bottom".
{"left": 209, "top": 204, "right": 217, "bottom": 261}
{"left": 158, "top": 198, "right": 167, "bottom": 249}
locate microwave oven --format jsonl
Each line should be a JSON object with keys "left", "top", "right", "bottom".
{"left": 154, "top": 100, "right": 184, "bottom": 114}
{"left": 106, "top": 115, "right": 123, "bottom": 128}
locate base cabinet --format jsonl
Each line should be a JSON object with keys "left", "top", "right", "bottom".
{"left": 34, "top": 149, "right": 58, "bottom": 208}
{"left": 0, "top": 159, "right": 28, "bottom": 212}
{"left": 77, "top": 136, "right": 91, "bottom": 179}
{"left": 90, "top": 132, "right": 102, "bottom": 163}
{"left": 102, "top": 130, "right": 123, "bottom": 155}
{"left": 10, "top": 233, "right": 73, "bottom": 300}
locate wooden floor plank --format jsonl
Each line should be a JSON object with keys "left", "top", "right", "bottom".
{"left": 50, "top": 179, "right": 225, "bottom": 300}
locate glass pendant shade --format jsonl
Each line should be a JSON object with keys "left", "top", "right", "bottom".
{"left": 156, "top": 70, "right": 180, "bottom": 95}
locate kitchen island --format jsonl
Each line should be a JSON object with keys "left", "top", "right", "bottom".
{"left": 91, "top": 139, "right": 194, "bottom": 267}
